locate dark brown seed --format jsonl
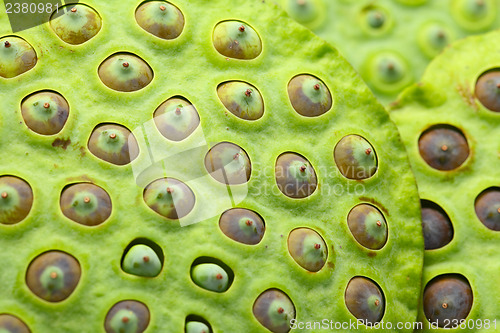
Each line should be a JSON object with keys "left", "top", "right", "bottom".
{"left": 104, "top": 300, "right": 150, "bottom": 333}
{"left": 88, "top": 123, "right": 139, "bottom": 165}
{"left": 143, "top": 178, "right": 195, "bottom": 219}
{"left": 253, "top": 289, "right": 295, "bottom": 333}
{"left": 60, "top": 183, "right": 112, "bottom": 226}
{"left": 98, "top": 53, "right": 153, "bottom": 92}
{"left": 421, "top": 200, "right": 454, "bottom": 249}
{"left": 21, "top": 91, "right": 69, "bottom": 135}
{"left": 0, "top": 175, "right": 33, "bottom": 225}
{"left": 475, "top": 70, "right": 500, "bottom": 112}
{"left": 347, "top": 204, "right": 388, "bottom": 250}
{"left": 219, "top": 208, "right": 265, "bottom": 245}
{"left": 334, "top": 135, "right": 378, "bottom": 180}
{"left": 0, "top": 314, "right": 30, "bottom": 333}
{"left": 287, "top": 74, "right": 332, "bottom": 117}
{"left": 275, "top": 152, "right": 317, "bottom": 198}
{"left": 474, "top": 187, "right": 500, "bottom": 231}
{"left": 135, "top": 1, "right": 185, "bottom": 40}
{"left": 153, "top": 97, "right": 200, "bottom": 141}
{"left": 204, "top": 142, "right": 251, "bottom": 185}
{"left": 423, "top": 275, "right": 473, "bottom": 327}
{"left": 26, "top": 251, "right": 81, "bottom": 302}
{"left": 345, "top": 276, "right": 385, "bottom": 324}
{"left": 418, "top": 125, "right": 469, "bottom": 171}
{"left": 287, "top": 228, "right": 327, "bottom": 272}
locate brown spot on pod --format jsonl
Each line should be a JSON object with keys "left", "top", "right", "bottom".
{"left": 21, "top": 90, "right": 69, "bottom": 135}
{"left": 475, "top": 69, "right": 500, "bottom": 112}
{"left": 0, "top": 175, "right": 33, "bottom": 225}
{"left": 219, "top": 208, "right": 265, "bottom": 245}
{"left": 345, "top": 276, "right": 385, "bottom": 324}
{"left": 287, "top": 74, "right": 332, "bottom": 117}
{"left": 275, "top": 152, "right": 317, "bottom": 198}
{"left": 87, "top": 123, "right": 139, "bottom": 165}
{"left": 50, "top": 4, "right": 102, "bottom": 45}
{"left": 98, "top": 53, "right": 153, "bottom": 92}
{"left": 204, "top": 142, "right": 251, "bottom": 185}
{"left": 0, "top": 314, "right": 30, "bottom": 333}
{"left": 287, "top": 227, "right": 327, "bottom": 272}
{"left": 0, "top": 36, "right": 37, "bottom": 78}
{"left": 153, "top": 97, "right": 200, "bottom": 141}
{"left": 334, "top": 135, "right": 378, "bottom": 180}
{"left": 347, "top": 204, "right": 388, "bottom": 250}
{"left": 60, "top": 183, "right": 112, "bottom": 226}
{"left": 104, "top": 300, "right": 150, "bottom": 333}
{"left": 421, "top": 200, "right": 454, "bottom": 249}
{"left": 135, "top": 1, "right": 185, "bottom": 40}
{"left": 253, "top": 289, "right": 295, "bottom": 333}
{"left": 143, "top": 178, "right": 195, "bottom": 219}
{"left": 474, "top": 187, "right": 500, "bottom": 231}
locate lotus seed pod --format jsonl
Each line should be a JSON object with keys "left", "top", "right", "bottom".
{"left": 49, "top": 4, "right": 102, "bottom": 45}
{"left": 475, "top": 187, "right": 500, "bottom": 231}
{"left": 153, "top": 97, "right": 200, "bottom": 141}
{"left": 135, "top": 1, "right": 185, "bottom": 39}
{"left": 366, "top": 52, "right": 412, "bottom": 94}
{"left": 212, "top": 20, "right": 262, "bottom": 60}
{"left": 423, "top": 275, "right": 473, "bottom": 327}
{"left": 275, "top": 152, "right": 317, "bottom": 198}
{"left": 287, "top": 74, "right": 332, "bottom": 117}
{"left": 122, "top": 244, "right": 162, "bottom": 277}
{"left": 219, "top": 208, "right": 265, "bottom": 245}
{"left": 418, "top": 22, "right": 453, "bottom": 58}
{"left": 418, "top": 125, "right": 469, "bottom": 171}
{"left": 287, "top": 228, "right": 327, "bottom": 272}
{"left": 204, "top": 142, "right": 251, "bottom": 185}
{"left": 98, "top": 53, "right": 153, "bottom": 92}
{"left": 347, "top": 204, "right": 388, "bottom": 250}
{"left": 104, "top": 300, "right": 150, "bottom": 333}
{"left": 60, "top": 183, "right": 112, "bottom": 226}
{"left": 26, "top": 251, "right": 81, "bottom": 302}
{"left": 421, "top": 200, "right": 453, "bottom": 249}
{"left": 475, "top": 69, "right": 500, "bottom": 112}
{"left": 20, "top": 91, "right": 69, "bottom": 135}
{"left": 0, "top": 176, "right": 33, "bottom": 225}
{"left": 217, "top": 81, "right": 264, "bottom": 120}
{"left": 345, "top": 276, "right": 385, "bottom": 324}
{"left": 253, "top": 289, "right": 295, "bottom": 333}
{"left": 88, "top": 123, "right": 139, "bottom": 165}
{"left": 143, "top": 177, "right": 195, "bottom": 219}
{"left": 451, "top": 0, "right": 496, "bottom": 31}
{"left": 0, "top": 36, "right": 36, "bottom": 78}
{"left": 334, "top": 135, "right": 377, "bottom": 180}
{"left": 191, "top": 263, "right": 229, "bottom": 292}
{"left": 185, "top": 321, "right": 211, "bottom": 333}
{"left": 0, "top": 314, "right": 30, "bottom": 333}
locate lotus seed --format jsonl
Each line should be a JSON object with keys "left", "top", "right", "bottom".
{"left": 475, "top": 69, "right": 500, "bottom": 112}
{"left": 191, "top": 263, "right": 229, "bottom": 292}
{"left": 88, "top": 123, "right": 139, "bottom": 165}
{"left": 0, "top": 176, "right": 33, "bottom": 225}
{"left": 104, "top": 300, "right": 150, "bottom": 333}
{"left": 287, "top": 74, "right": 332, "bottom": 117}
{"left": 204, "top": 142, "right": 251, "bottom": 185}
{"left": 474, "top": 187, "right": 500, "bottom": 231}
{"left": 253, "top": 289, "right": 295, "bottom": 333}
{"left": 347, "top": 204, "right": 388, "bottom": 250}
{"left": 21, "top": 91, "right": 69, "bottom": 135}
{"left": 0, "top": 36, "right": 37, "bottom": 78}
{"left": 345, "top": 276, "right": 385, "bottom": 324}
{"left": 219, "top": 208, "right": 265, "bottom": 245}
{"left": 0, "top": 314, "right": 30, "bottom": 333}
{"left": 50, "top": 4, "right": 102, "bottom": 45}
{"left": 334, "top": 135, "right": 378, "bottom": 180}
{"left": 153, "top": 97, "right": 200, "bottom": 141}
{"left": 98, "top": 53, "right": 153, "bottom": 92}
{"left": 135, "top": 1, "right": 185, "bottom": 40}
{"left": 287, "top": 228, "right": 327, "bottom": 272}
{"left": 122, "top": 244, "right": 162, "bottom": 277}
{"left": 217, "top": 81, "right": 264, "bottom": 120}
{"left": 420, "top": 200, "right": 454, "bottom": 249}
{"left": 212, "top": 20, "right": 262, "bottom": 60}
{"left": 275, "top": 152, "right": 317, "bottom": 198}
{"left": 143, "top": 178, "right": 195, "bottom": 219}
{"left": 186, "top": 321, "right": 211, "bottom": 333}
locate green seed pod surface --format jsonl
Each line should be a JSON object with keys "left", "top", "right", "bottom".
{"left": 0, "top": 36, "right": 36, "bottom": 78}
{"left": 49, "top": 4, "right": 102, "bottom": 45}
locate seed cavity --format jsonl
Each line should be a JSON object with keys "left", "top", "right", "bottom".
{"left": 421, "top": 200, "right": 454, "bottom": 249}
{"left": 204, "top": 142, "right": 251, "bottom": 185}
{"left": 143, "top": 177, "right": 195, "bottom": 219}
{"left": 217, "top": 81, "right": 264, "bottom": 120}
{"left": 135, "top": 1, "right": 185, "bottom": 40}
{"left": 212, "top": 20, "right": 262, "bottom": 60}
{"left": 153, "top": 97, "right": 200, "bottom": 141}
{"left": 21, "top": 90, "right": 69, "bottom": 135}
{"left": 287, "top": 74, "right": 332, "bottom": 117}
{"left": 0, "top": 314, "right": 31, "bottom": 333}
{"left": 0, "top": 175, "right": 33, "bottom": 225}
{"left": 418, "top": 125, "right": 469, "bottom": 171}
{"left": 423, "top": 274, "right": 473, "bottom": 327}
{"left": 50, "top": 4, "right": 102, "bottom": 45}
{"left": 219, "top": 208, "right": 265, "bottom": 245}
{"left": 475, "top": 69, "right": 500, "bottom": 112}
{"left": 121, "top": 240, "right": 164, "bottom": 277}
{"left": 26, "top": 250, "right": 81, "bottom": 302}
{"left": 334, "top": 135, "right": 378, "bottom": 180}
{"left": 104, "top": 300, "right": 150, "bottom": 333}
{"left": 345, "top": 276, "right": 385, "bottom": 324}
{"left": 474, "top": 187, "right": 500, "bottom": 231}
{"left": 190, "top": 258, "right": 233, "bottom": 293}
{"left": 253, "top": 289, "right": 296, "bottom": 333}
{"left": 98, "top": 53, "right": 153, "bottom": 92}
{"left": 275, "top": 152, "right": 317, "bottom": 199}
{"left": 287, "top": 228, "right": 327, "bottom": 272}
{"left": 347, "top": 203, "right": 388, "bottom": 250}
{"left": 88, "top": 123, "right": 139, "bottom": 165}
{"left": 0, "top": 36, "right": 37, "bottom": 78}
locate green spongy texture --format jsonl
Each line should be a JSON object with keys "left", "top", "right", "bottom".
{"left": 0, "top": 0, "right": 422, "bottom": 332}
{"left": 391, "top": 30, "right": 500, "bottom": 331}
{"left": 279, "top": 0, "right": 500, "bottom": 105}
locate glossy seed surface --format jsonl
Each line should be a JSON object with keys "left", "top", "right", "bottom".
{"left": 60, "top": 183, "right": 112, "bottom": 226}
{"left": 204, "top": 142, "right": 251, "bottom": 185}
{"left": 475, "top": 70, "right": 500, "bottom": 112}
{"left": 104, "top": 300, "right": 150, "bottom": 333}
{"left": 418, "top": 126, "right": 469, "bottom": 171}
{"left": 0, "top": 36, "right": 37, "bottom": 78}
{"left": 421, "top": 200, "right": 453, "bottom": 249}
{"left": 345, "top": 276, "right": 385, "bottom": 324}
{"left": 98, "top": 53, "right": 153, "bottom": 92}
{"left": 153, "top": 97, "right": 200, "bottom": 141}
{"left": 275, "top": 152, "right": 317, "bottom": 198}
{"left": 334, "top": 135, "right": 377, "bottom": 180}
{"left": 253, "top": 289, "right": 295, "bottom": 333}
{"left": 50, "top": 4, "right": 102, "bottom": 45}
{"left": 21, "top": 91, "right": 70, "bottom": 135}
{"left": 287, "top": 227, "right": 327, "bottom": 272}
{"left": 217, "top": 81, "right": 264, "bottom": 120}
{"left": 347, "top": 204, "right": 388, "bottom": 250}
{"left": 135, "top": 1, "right": 184, "bottom": 39}
{"left": 219, "top": 208, "right": 265, "bottom": 245}
{"left": 0, "top": 176, "right": 33, "bottom": 225}
{"left": 287, "top": 74, "right": 332, "bottom": 117}
{"left": 474, "top": 187, "right": 500, "bottom": 231}
{"left": 88, "top": 124, "right": 139, "bottom": 165}
{"left": 212, "top": 20, "right": 262, "bottom": 59}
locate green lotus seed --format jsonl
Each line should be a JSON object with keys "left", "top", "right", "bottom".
{"left": 217, "top": 81, "right": 264, "bottom": 120}
{"left": 0, "top": 36, "right": 36, "bottom": 78}
{"left": 285, "top": 0, "right": 324, "bottom": 28}
{"left": 475, "top": 69, "right": 500, "bottom": 112}
{"left": 20, "top": 91, "right": 69, "bottom": 135}
{"left": 423, "top": 275, "right": 473, "bottom": 327}
{"left": 287, "top": 74, "right": 332, "bottom": 117}
{"left": 253, "top": 289, "right": 296, "bottom": 333}
{"left": 49, "top": 4, "right": 102, "bottom": 45}
{"left": 219, "top": 208, "right": 265, "bottom": 245}
{"left": 334, "top": 135, "right": 378, "bottom": 180}
{"left": 347, "top": 204, "right": 388, "bottom": 250}
{"left": 366, "top": 52, "right": 412, "bottom": 93}
{"left": 0, "top": 314, "right": 30, "bottom": 333}
{"left": 87, "top": 123, "right": 140, "bottom": 165}
{"left": 421, "top": 200, "right": 454, "bottom": 249}
{"left": 191, "top": 263, "right": 229, "bottom": 292}
{"left": 212, "top": 20, "right": 262, "bottom": 60}
{"left": 418, "top": 22, "right": 453, "bottom": 58}
{"left": 26, "top": 250, "right": 81, "bottom": 302}
{"left": 451, "top": 0, "right": 496, "bottom": 31}
{"left": 345, "top": 276, "right": 385, "bottom": 324}
{"left": 185, "top": 321, "right": 211, "bottom": 333}
{"left": 122, "top": 244, "right": 162, "bottom": 277}
{"left": 474, "top": 187, "right": 500, "bottom": 231}
{"left": 287, "top": 227, "right": 327, "bottom": 272}
{"left": 104, "top": 300, "right": 150, "bottom": 333}
{"left": 60, "top": 183, "right": 112, "bottom": 226}
{"left": 204, "top": 142, "right": 251, "bottom": 185}
{"left": 98, "top": 53, "right": 153, "bottom": 92}
{"left": 153, "top": 97, "right": 200, "bottom": 141}
{"left": 418, "top": 125, "right": 469, "bottom": 171}
{"left": 0, "top": 176, "right": 33, "bottom": 225}
{"left": 143, "top": 177, "right": 195, "bottom": 220}
{"left": 135, "top": 1, "right": 184, "bottom": 39}
{"left": 275, "top": 152, "right": 317, "bottom": 199}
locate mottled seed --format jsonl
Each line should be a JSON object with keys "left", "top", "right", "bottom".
{"left": 104, "top": 300, "right": 150, "bottom": 333}
{"left": 0, "top": 36, "right": 37, "bottom": 78}
{"left": 153, "top": 97, "right": 200, "bottom": 141}
{"left": 60, "top": 183, "right": 112, "bottom": 226}
{"left": 135, "top": 1, "right": 184, "bottom": 39}
{"left": 345, "top": 276, "right": 385, "bottom": 324}
{"left": 88, "top": 123, "right": 139, "bottom": 165}
{"left": 0, "top": 175, "right": 33, "bottom": 225}
{"left": 253, "top": 289, "right": 295, "bottom": 333}
{"left": 287, "top": 74, "right": 332, "bottom": 117}
{"left": 204, "top": 142, "right": 251, "bottom": 185}
{"left": 50, "top": 4, "right": 102, "bottom": 45}
{"left": 143, "top": 178, "right": 195, "bottom": 219}
{"left": 347, "top": 204, "right": 388, "bottom": 250}
{"left": 21, "top": 91, "right": 69, "bottom": 135}
{"left": 219, "top": 208, "right": 265, "bottom": 245}
{"left": 275, "top": 152, "right": 317, "bottom": 198}
{"left": 217, "top": 81, "right": 264, "bottom": 120}
{"left": 0, "top": 314, "right": 30, "bottom": 333}
{"left": 475, "top": 69, "right": 500, "bottom": 112}
{"left": 474, "top": 187, "right": 500, "bottom": 231}
{"left": 213, "top": 20, "right": 262, "bottom": 60}
{"left": 98, "top": 53, "right": 153, "bottom": 92}
{"left": 122, "top": 244, "right": 162, "bottom": 277}
{"left": 334, "top": 135, "right": 377, "bottom": 180}
{"left": 191, "top": 263, "right": 230, "bottom": 292}
{"left": 287, "top": 228, "right": 327, "bottom": 272}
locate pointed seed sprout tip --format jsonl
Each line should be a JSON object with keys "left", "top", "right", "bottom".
{"left": 109, "top": 133, "right": 117, "bottom": 139}
{"left": 376, "top": 220, "right": 382, "bottom": 227}
{"left": 83, "top": 197, "right": 90, "bottom": 203}
{"left": 50, "top": 271, "right": 58, "bottom": 279}
{"left": 43, "top": 102, "right": 50, "bottom": 108}
{"left": 122, "top": 62, "right": 129, "bottom": 68}
{"left": 246, "top": 219, "right": 253, "bottom": 226}
{"left": 71, "top": 7, "right": 77, "bottom": 12}
{"left": 313, "top": 83, "right": 320, "bottom": 90}
{"left": 365, "top": 148, "right": 372, "bottom": 155}
{"left": 143, "top": 256, "right": 150, "bottom": 262}
{"left": 442, "top": 303, "right": 448, "bottom": 309}
{"left": 375, "top": 299, "right": 380, "bottom": 306}
{"left": 122, "top": 316, "right": 129, "bottom": 323}
{"left": 1, "top": 192, "right": 7, "bottom": 198}
{"left": 159, "top": 5, "right": 166, "bottom": 11}
{"left": 441, "top": 145, "right": 448, "bottom": 151}
{"left": 239, "top": 25, "right": 245, "bottom": 32}
{"left": 314, "top": 243, "right": 321, "bottom": 249}
{"left": 216, "top": 273, "right": 223, "bottom": 280}
{"left": 245, "top": 89, "right": 252, "bottom": 97}
{"left": 4, "top": 41, "right": 10, "bottom": 47}
{"left": 278, "top": 307, "right": 284, "bottom": 314}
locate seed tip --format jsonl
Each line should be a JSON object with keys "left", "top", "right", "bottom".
{"left": 83, "top": 196, "right": 91, "bottom": 203}
{"left": 122, "top": 316, "right": 129, "bottom": 323}
{"left": 245, "top": 89, "right": 252, "bottom": 97}
{"left": 313, "top": 83, "right": 320, "bottom": 90}
{"left": 365, "top": 148, "right": 372, "bottom": 155}
{"left": 216, "top": 273, "right": 223, "bottom": 280}
{"left": 1, "top": 192, "right": 8, "bottom": 199}
{"left": 122, "top": 62, "right": 129, "bottom": 68}
{"left": 314, "top": 243, "right": 321, "bottom": 249}
{"left": 442, "top": 302, "right": 448, "bottom": 309}
{"left": 441, "top": 144, "right": 448, "bottom": 151}
{"left": 375, "top": 299, "right": 380, "bottom": 306}
{"left": 109, "top": 133, "right": 117, "bottom": 139}
{"left": 175, "top": 107, "right": 182, "bottom": 115}
{"left": 245, "top": 219, "right": 253, "bottom": 226}
{"left": 50, "top": 271, "right": 58, "bottom": 279}
{"left": 159, "top": 5, "right": 166, "bottom": 11}
{"left": 4, "top": 41, "right": 10, "bottom": 48}
{"left": 43, "top": 102, "right": 50, "bottom": 109}
{"left": 70, "top": 7, "right": 77, "bottom": 12}
{"left": 376, "top": 220, "right": 382, "bottom": 227}
{"left": 277, "top": 307, "right": 284, "bottom": 314}
{"left": 143, "top": 256, "right": 150, "bottom": 263}
{"left": 239, "top": 25, "right": 245, "bottom": 32}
